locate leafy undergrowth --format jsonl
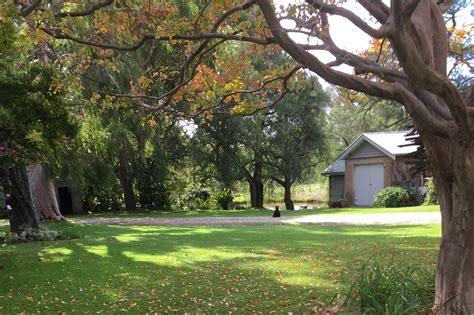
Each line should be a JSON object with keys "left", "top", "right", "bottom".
{"left": 65, "top": 205, "right": 440, "bottom": 220}
{"left": 342, "top": 256, "right": 435, "bottom": 314}
{"left": 4, "top": 226, "right": 81, "bottom": 244}
{"left": 0, "top": 222, "right": 440, "bottom": 313}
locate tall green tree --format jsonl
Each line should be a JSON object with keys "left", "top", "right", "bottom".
{"left": 327, "top": 90, "right": 409, "bottom": 152}
{"left": 237, "top": 114, "right": 267, "bottom": 208}
{"left": 190, "top": 111, "right": 267, "bottom": 208}
{"left": 60, "top": 103, "right": 184, "bottom": 212}
{"left": 190, "top": 115, "right": 243, "bottom": 190}
{"left": 265, "top": 78, "right": 328, "bottom": 210}
{"left": 73, "top": 34, "right": 187, "bottom": 210}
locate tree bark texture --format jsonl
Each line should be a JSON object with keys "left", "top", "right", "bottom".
{"left": 424, "top": 132, "right": 474, "bottom": 313}
{"left": 8, "top": 167, "right": 39, "bottom": 233}
{"left": 283, "top": 181, "right": 294, "bottom": 210}
{"left": 118, "top": 144, "right": 136, "bottom": 210}
{"left": 247, "top": 177, "right": 264, "bottom": 208}
{"left": 243, "top": 160, "right": 264, "bottom": 208}
{"left": 255, "top": 179, "right": 264, "bottom": 208}
{"left": 253, "top": 159, "right": 264, "bottom": 208}
{"left": 28, "top": 164, "right": 64, "bottom": 220}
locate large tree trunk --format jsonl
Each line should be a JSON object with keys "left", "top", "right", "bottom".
{"left": 118, "top": 145, "right": 136, "bottom": 210}
{"left": 248, "top": 180, "right": 257, "bottom": 208}
{"left": 283, "top": 180, "right": 294, "bottom": 210}
{"left": 8, "top": 167, "right": 39, "bottom": 233}
{"left": 28, "top": 164, "right": 64, "bottom": 220}
{"left": 426, "top": 132, "right": 474, "bottom": 313}
{"left": 243, "top": 160, "right": 264, "bottom": 209}
{"left": 255, "top": 178, "right": 264, "bottom": 208}
{"left": 247, "top": 177, "right": 264, "bottom": 208}
{"left": 253, "top": 159, "right": 264, "bottom": 208}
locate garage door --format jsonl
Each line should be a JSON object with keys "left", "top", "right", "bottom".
{"left": 354, "top": 164, "right": 384, "bottom": 206}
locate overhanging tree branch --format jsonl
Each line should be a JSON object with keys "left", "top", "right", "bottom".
{"left": 257, "top": 0, "right": 451, "bottom": 136}
{"left": 56, "top": 0, "right": 114, "bottom": 18}
{"left": 41, "top": 28, "right": 274, "bottom": 51}
{"left": 100, "top": 37, "right": 231, "bottom": 111}
{"left": 358, "top": 0, "right": 390, "bottom": 23}
{"left": 195, "top": 66, "right": 301, "bottom": 117}
{"left": 388, "top": 1, "right": 468, "bottom": 130}
{"left": 306, "top": 0, "right": 392, "bottom": 38}
{"left": 392, "top": 83, "right": 451, "bottom": 137}
{"left": 19, "top": 0, "right": 42, "bottom": 17}
{"left": 258, "top": 0, "right": 400, "bottom": 101}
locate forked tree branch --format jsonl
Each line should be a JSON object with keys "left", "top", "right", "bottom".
{"left": 257, "top": 0, "right": 451, "bottom": 137}
{"left": 177, "top": 0, "right": 259, "bottom": 84}
{"left": 438, "top": 0, "right": 454, "bottom": 13}
{"left": 358, "top": 0, "right": 390, "bottom": 23}
{"left": 312, "top": 13, "right": 406, "bottom": 82}
{"left": 103, "top": 37, "right": 230, "bottom": 110}
{"left": 56, "top": 0, "right": 114, "bottom": 18}
{"left": 221, "top": 91, "right": 290, "bottom": 117}
{"left": 258, "top": 0, "right": 398, "bottom": 100}
{"left": 194, "top": 66, "right": 302, "bottom": 117}
{"left": 389, "top": 0, "right": 467, "bottom": 130}
{"left": 392, "top": 83, "right": 452, "bottom": 137}
{"left": 19, "top": 0, "right": 42, "bottom": 17}
{"left": 41, "top": 28, "right": 274, "bottom": 51}
{"left": 306, "top": 0, "right": 392, "bottom": 38}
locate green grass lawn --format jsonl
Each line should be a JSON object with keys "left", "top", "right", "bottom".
{"left": 0, "top": 222, "right": 440, "bottom": 313}
{"left": 65, "top": 204, "right": 440, "bottom": 219}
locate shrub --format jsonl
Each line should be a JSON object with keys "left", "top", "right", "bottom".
{"left": 180, "top": 189, "right": 214, "bottom": 211}
{"left": 187, "top": 189, "right": 211, "bottom": 201}
{"left": 5, "top": 226, "right": 73, "bottom": 244}
{"left": 342, "top": 257, "right": 435, "bottom": 314}
{"left": 138, "top": 182, "right": 171, "bottom": 210}
{"left": 373, "top": 186, "right": 414, "bottom": 208}
{"left": 424, "top": 177, "right": 438, "bottom": 205}
{"left": 83, "top": 186, "right": 123, "bottom": 212}
{"left": 214, "top": 189, "right": 233, "bottom": 210}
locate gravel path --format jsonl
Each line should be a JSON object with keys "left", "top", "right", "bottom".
{"left": 69, "top": 212, "right": 440, "bottom": 227}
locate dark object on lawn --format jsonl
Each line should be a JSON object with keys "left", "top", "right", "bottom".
{"left": 300, "top": 205, "right": 308, "bottom": 209}
{"left": 273, "top": 205, "right": 281, "bottom": 217}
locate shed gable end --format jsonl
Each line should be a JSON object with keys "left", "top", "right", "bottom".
{"left": 346, "top": 140, "right": 386, "bottom": 159}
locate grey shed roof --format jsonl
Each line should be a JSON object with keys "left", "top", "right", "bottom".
{"left": 338, "top": 130, "right": 418, "bottom": 160}
{"left": 322, "top": 130, "right": 419, "bottom": 176}
{"left": 322, "top": 159, "right": 345, "bottom": 176}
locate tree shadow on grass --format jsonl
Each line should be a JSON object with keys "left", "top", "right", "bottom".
{"left": 0, "top": 222, "right": 440, "bottom": 313}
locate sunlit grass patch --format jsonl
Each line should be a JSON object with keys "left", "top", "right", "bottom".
{"left": 0, "top": 222, "right": 440, "bottom": 313}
